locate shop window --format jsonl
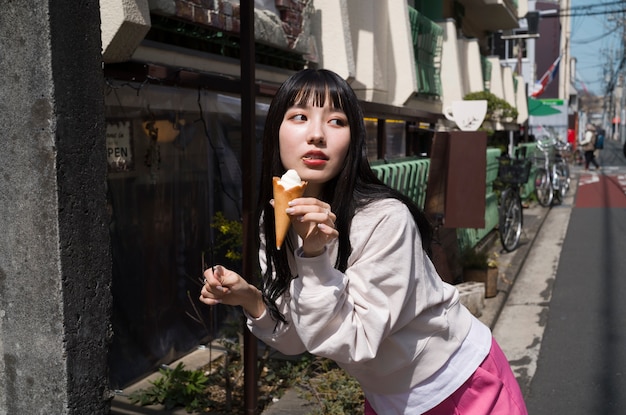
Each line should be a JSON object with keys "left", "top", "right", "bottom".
{"left": 364, "top": 118, "right": 407, "bottom": 160}
{"left": 365, "top": 117, "right": 379, "bottom": 160}
{"left": 104, "top": 80, "right": 269, "bottom": 388}
{"left": 386, "top": 119, "right": 407, "bottom": 159}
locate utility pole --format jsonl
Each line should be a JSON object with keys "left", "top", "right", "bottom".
{"left": 621, "top": 11, "right": 626, "bottom": 143}
{"left": 559, "top": 0, "right": 571, "bottom": 102}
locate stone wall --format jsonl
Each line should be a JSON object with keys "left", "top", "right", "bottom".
{"left": 0, "top": 2, "right": 112, "bottom": 414}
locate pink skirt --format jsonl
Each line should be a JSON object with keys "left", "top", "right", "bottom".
{"left": 364, "top": 337, "right": 527, "bottom": 415}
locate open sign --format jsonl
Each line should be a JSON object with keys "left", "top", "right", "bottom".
{"left": 106, "top": 121, "right": 134, "bottom": 172}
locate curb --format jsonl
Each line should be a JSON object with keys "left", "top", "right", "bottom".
{"left": 478, "top": 202, "right": 551, "bottom": 330}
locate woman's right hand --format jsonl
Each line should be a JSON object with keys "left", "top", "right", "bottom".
{"left": 284, "top": 197, "right": 338, "bottom": 257}
{"left": 199, "top": 265, "right": 266, "bottom": 318}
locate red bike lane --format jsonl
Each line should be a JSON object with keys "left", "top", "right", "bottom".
{"left": 576, "top": 172, "right": 626, "bottom": 208}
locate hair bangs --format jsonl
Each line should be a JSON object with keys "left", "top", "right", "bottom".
{"left": 289, "top": 75, "right": 346, "bottom": 112}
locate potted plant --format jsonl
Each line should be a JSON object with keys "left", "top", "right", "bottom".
{"left": 464, "top": 91, "right": 519, "bottom": 127}
{"left": 460, "top": 248, "right": 498, "bottom": 298}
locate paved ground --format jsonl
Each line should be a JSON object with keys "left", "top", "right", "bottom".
{"left": 492, "top": 176, "right": 575, "bottom": 396}
{"left": 523, "top": 141, "right": 626, "bottom": 414}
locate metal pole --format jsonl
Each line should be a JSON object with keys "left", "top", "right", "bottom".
{"left": 240, "top": 1, "right": 258, "bottom": 413}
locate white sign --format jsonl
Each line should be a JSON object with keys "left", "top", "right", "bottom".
{"left": 106, "top": 121, "right": 133, "bottom": 172}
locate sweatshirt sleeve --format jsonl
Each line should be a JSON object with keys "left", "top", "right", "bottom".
{"left": 288, "top": 199, "right": 434, "bottom": 364}
{"left": 245, "top": 300, "right": 308, "bottom": 356}
{"left": 244, "top": 222, "right": 307, "bottom": 356}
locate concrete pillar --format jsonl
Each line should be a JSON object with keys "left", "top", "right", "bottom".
{"left": 0, "top": 3, "right": 112, "bottom": 415}
{"left": 516, "top": 75, "right": 529, "bottom": 125}
{"left": 487, "top": 56, "right": 505, "bottom": 100}
{"left": 503, "top": 66, "right": 517, "bottom": 107}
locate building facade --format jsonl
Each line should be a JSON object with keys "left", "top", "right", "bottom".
{"left": 100, "top": 0, "right": 533, "bottom": 387}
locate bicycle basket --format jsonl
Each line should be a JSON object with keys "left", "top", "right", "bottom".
{"left": 498, "top": 157, "right": 531, "bottom": 185}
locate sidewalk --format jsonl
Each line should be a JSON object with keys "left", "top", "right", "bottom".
{"left": 110, "top": 202, "right": 550, "bottom": 415}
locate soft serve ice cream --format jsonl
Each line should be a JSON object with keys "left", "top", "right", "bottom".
{"left": 272, "top": 169, "right": 307, "bottom": 249}
{"left": 278, "top": 169, "right": 302, "bottom": 189}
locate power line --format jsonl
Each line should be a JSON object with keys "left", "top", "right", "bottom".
{"left": 544, "top": 9, "right": 626, "bottom": 18}
{"left": 562, "top": 0, "right": 626, "bottom": 12}
{"left": 571, "top": 31, "right": 616, "bottom": 44}
{"left": 541, "top": 1, "right": 626, "bottom": 18}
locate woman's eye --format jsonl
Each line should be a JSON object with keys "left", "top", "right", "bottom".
{"left": 329, "top": 118, "right": 347, "bottom": 126}
{"left": 291, "top": 114, "right": 306, "bottom": 121}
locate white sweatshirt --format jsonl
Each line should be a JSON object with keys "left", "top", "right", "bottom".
{"left": 247, "top": 198, "right": 475, "bottom": 395}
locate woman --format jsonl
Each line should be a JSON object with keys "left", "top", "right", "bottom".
{"left": 200, "top": 69, "right": 527, "bottom": 414}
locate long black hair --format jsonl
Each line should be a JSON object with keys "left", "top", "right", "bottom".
{"left": 257, "top": 69, "right": 433, "bottom": 323}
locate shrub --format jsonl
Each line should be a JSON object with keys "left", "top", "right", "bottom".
{"left": 464, "top": 91, "right": 519, "bottom": 122}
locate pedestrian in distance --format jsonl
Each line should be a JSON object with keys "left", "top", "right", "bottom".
{"left": 200, "top": 68, "right": 528, "bottom": 415}
{"left": 580, "top": 123, "right": 600, "bottom": 170}
{"left": 594, "top": 126, "right": 605, "bottom": 164}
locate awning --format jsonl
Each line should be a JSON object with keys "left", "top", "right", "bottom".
{"left": 528, "top": 97, "right": 562, "bottom": 116}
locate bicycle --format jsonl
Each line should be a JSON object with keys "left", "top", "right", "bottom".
{"left": 554, "top": 138, "right": 571, "bottom": 196}
{"left": 533, "top": 136, "right": 569, "bottom": 207}
{"left": 497, "top": 153, "right": 531, "bottom": 252}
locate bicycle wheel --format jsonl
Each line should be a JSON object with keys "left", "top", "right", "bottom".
{"left": 499, "top": 187, "right": 523, "bottom": 252}
{"left": 555, "top": 161, "right": 570, "bottom": 196}
{"left": 534, "top": 167, "right": 553, "bottom": 207}
{"left": 552, "top": 165, "right": 563, "bottom": 205}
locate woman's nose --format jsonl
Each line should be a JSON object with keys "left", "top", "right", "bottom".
{"left": 307, "top": 124, "right": 325, "bottom": 145}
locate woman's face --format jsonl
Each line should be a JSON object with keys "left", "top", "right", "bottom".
{"left": 278, "top": 97, "right": 351, "bottom": 196}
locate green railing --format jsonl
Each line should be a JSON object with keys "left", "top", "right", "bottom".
{"left": 481, "top": 56, "right": 492, "bottom": 91}
{"left": 408, "top": 7, "right": 443, "bottom": 97}
{"left": 371, "top": 157, "right": 430, "bottom": 210}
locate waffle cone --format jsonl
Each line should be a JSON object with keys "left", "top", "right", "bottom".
{"left": 273, "top": 177, "right": 307, "bottom": 249}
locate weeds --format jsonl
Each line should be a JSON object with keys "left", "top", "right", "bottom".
{"left": 297, "top": 358, "right": 364, "bottom": 415}
{"left": 127, "top": 338, "right": 364, "bottom": 414}
{"left": 128, "top": 362, "right": 210, "bottom": 412}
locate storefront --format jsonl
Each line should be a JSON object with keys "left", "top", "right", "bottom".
{"left": 104, "top": 70, "right": 274, "bottom": 386}
{"left": 103, "top": 65, "right": 437, "bottom": 388}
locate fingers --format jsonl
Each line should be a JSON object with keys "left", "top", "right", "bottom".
{"left": 286, "top": 198, "right": 336, "bottom": 229}
{"left": 199, "top": 265, "right": 230, "bottom": 305}
{"left": 285, "top": 200, "right": 338, "bottom": 255}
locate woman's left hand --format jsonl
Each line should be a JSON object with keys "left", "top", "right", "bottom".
{"left": 284, "top": 198, "right": 338, "bottom": 256}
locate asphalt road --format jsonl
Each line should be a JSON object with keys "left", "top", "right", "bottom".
{"left": 495, "top": 137, "right": 626, "bottom": 414}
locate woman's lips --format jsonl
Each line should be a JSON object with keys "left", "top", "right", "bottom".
{"left": 302, "top": 151, "right": 329, "bottom": 167}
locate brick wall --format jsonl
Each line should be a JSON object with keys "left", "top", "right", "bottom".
{"left": 274, "top": 0, "right": 308, "bottom": 48}
{"left": 160, "top": 0, "right": 309, "bottom": 50}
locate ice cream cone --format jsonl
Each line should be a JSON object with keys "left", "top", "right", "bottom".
{"left": 273, "top": 177, "right": 307, "bottom": 249}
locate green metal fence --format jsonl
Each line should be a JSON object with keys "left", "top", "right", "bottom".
{"left": 371, "top": 157, "right": 430, "bottom": 210}
{"left": 408, "top": 7, "right": 443, "bottom": 97}
{"left": 481, "top": 56, "right": 492, "bottom": 91}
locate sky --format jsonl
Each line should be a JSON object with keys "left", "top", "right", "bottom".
{"left": 568, "top": 0, "right": 625, "bottom": 95}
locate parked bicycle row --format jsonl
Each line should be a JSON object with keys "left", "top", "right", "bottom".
{"left": 496, "top": 135, "right": 572, "bottom": 252}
